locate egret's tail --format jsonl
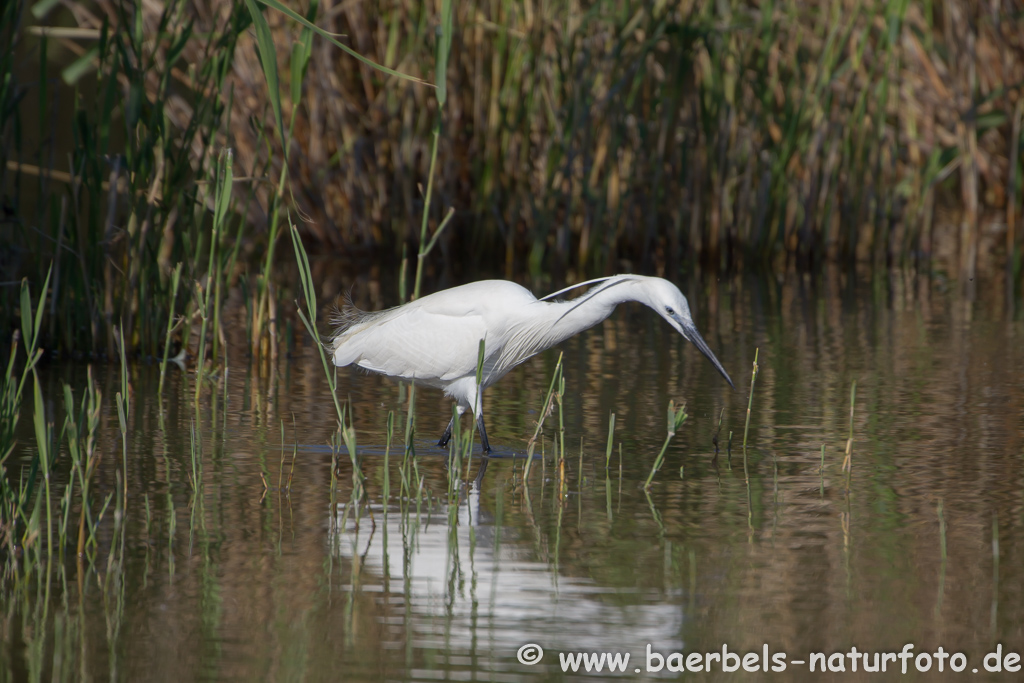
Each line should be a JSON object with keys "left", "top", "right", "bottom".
{"left": 328, "top": 294, "right": 397, "bottom": 360}
{"left": 328, "top": 294, "right": 358, "bottom": 336}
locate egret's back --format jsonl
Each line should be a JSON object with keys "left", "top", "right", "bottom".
{"left": 330, "top": 281, "right": 538, "bottom": 389}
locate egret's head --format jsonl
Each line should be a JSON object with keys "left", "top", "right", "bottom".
{"left": 641, "top": 278, "right": 735, "bottom": 389}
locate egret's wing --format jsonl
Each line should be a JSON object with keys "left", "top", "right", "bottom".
{"left": 333, "top": 302, "right": 489, "bottom": 383}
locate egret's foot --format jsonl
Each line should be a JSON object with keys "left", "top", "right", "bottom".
{"left": 438, "top": 416, "right": 455, "bottom": 448}
{"left": 438, "top": 415, "right": 491, "bottom": 453}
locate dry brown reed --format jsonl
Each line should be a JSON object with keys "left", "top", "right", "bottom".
{"left": 89, "top": 0, "right": 1024, "bottom": 275}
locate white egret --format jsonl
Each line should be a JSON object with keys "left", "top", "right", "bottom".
{"left": 330, "top": 274, "right": 734, "bottom": 453}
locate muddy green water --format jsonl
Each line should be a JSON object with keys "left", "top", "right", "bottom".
{"left": 3, "top": 271, "right": 1024, "bottom": 682}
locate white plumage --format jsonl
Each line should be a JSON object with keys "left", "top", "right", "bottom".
{"left": 330, "top": 274, "right": 733, "bottom": 452}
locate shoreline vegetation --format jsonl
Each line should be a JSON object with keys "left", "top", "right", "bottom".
{"left": 0, "top": 0, "right": 1022, "bottom": 363}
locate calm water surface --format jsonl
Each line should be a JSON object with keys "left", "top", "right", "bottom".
{"left": 3, "top": 271, "right": 1024, "bottom": 682}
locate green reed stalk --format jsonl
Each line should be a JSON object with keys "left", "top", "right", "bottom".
{"left": 340, "top": 403, "right": 363, "bottom": 501}
{"left": 472, "top": 338, "right": 486, "bottom": 453}
{"left": 1, "top": 271, "right": 51, "bottom": 553}
{"left": 1, "top": 271, "right": 49, "bottom": 469}
{"left": 245, "top": 0, "right": 320, "bottom": 362}
{"left": 383, "top": 411, "right": 394, "bottom": 503}
{"left": 643, "top": 401, "right": 688, "bottom": 491}
{"left": 158, "top": 262, "right": 183, "bottom": 397}
{"left": 70, "top": 368, "right": 101, "bottom": 558}
{"left": 59, "top": 478, "right": 74, "bottom": 555}
{"left": 115, "top": 326, "right": 130, "bottom": 498}
{"left": 842, "top": 380, "right": 857, "bottom": 489}
{"left": 446, "top": 403, "right": 463, "bottom": 497}
{"left": 523, "top": 353, "right": 563, "bottom": 484}
{"left": 289, "top": 223, "right": 344, "bottom": 419}
{"left": 253, "top": 0, "right": 422, "bottom": 83}
{"left": 614, "top": 444, "right": 622, "bottom": 497}
{"left": 290, "top": 220, "right": 364, "bottom": 495}
{"left": 604, "top": 412, "right": 616, "bottom": 469}
{"left": 712, "top": 406, "right": 725, "bottom": 455}
{"left": 31, "top": 372, "right": 54, "bottom": 561}
{"left": 245, "top": 1, "right": 285, "bottom": 363}
{"left": 556, "top": 374, "right": 565, "bottom": 468}
{"left": 404, "top": 384, "right": 417, "bottom": 461}
{"left": 411, "top": 0, "right": 455, "bottom": 301}
{"left": 741, "top": 349, "right": 759, "bottom": 505}
{"left": 194, "top": 151, "right": 232, "bottom": 402}
{"left": 577, "top": 437, "right": 584, "bottom": 496}
{"left": 210, "top": 247, "right": 224, "bottom": 366}
{"left": 115, "top": 392, "right": 127, "bottom": 499}
{"left": 741, "top": 348, "right": 760, "bottom": 452}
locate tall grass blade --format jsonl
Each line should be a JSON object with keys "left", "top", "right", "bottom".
{"left": 253, "top": 0, "right": 425, "bottom": 84}
{"left": 243, "top": 0, "right": 284, "bottom": 142}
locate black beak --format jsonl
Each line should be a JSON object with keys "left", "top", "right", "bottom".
{"left": 678, "top": 319, "right": 734, "bottom": 389}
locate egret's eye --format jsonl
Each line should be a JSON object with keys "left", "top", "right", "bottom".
{"left": 665, "top": 306, "right": 675, "bottom": 316}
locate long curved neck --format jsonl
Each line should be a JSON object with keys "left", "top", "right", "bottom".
{"left": 542, "top": 276, "right": 641, "bottom": 343}
{"left": 504, "top": 277, "right": 643, "bottom": 360}
{"left": 484, "top": 276, "right": 650, "bottom": 380}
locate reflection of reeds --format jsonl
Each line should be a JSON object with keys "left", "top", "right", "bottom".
{"left": 935, "top": 498, "right": 946, "bottom": 615}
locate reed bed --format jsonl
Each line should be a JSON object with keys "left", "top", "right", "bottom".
{"left": 218, "top": 0, "right": 1021, "bottom": 278}
{"left": 3, "top": 0, "right": 1023, "bottom": 364}
{"left": 1, "top": 0, "right": 273, "bottom": 361}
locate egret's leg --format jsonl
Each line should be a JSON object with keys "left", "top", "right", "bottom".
{"left": 437, "top": 416, "right": 456, "bottom": 448}
{"left": 461, "top": 383, "right": 491, "bottom": 453}
{"left": 439, "top": 405, "right": 468, "bottom": 449}
{"left": 476, "top": 413, "right": 491, "bottom": 453}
